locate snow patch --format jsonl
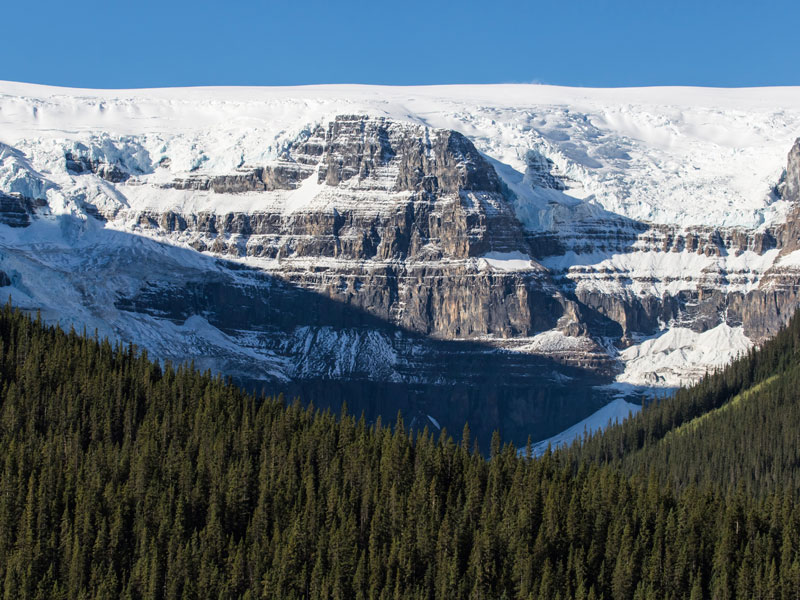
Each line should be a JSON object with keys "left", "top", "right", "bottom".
{"left": 283, "top": 171, "right": 324, "bottom": 214}
{"left": 479, "top": 251, "right": 534, "bottom": 271}
{"left": 777, "top": 250, "right": 800, "bottom": 267}
{"left": 0, "top": 143, "right": 53, "bottom": 200}
{"left": 514, "top": 330, "right": 591, "bottom": 353}
{"left": 526, "top": 398, "right": 642, "bottom": 456}
{"left": 617, "top": 323, "right": 752, "bottom": 388}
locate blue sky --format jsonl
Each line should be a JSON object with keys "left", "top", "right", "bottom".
{"left": 4, "top": 0, "right": 799, "bottom": 88}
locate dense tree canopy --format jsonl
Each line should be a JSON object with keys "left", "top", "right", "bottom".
{"left": 2, "top": 304, "right": 800, "bottom": 599}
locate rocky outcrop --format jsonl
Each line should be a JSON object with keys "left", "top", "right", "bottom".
{"left": 524, "top": 149, "right": 567, "bottom": 191}
{"left": 136, "top": 194, "right": 525, "bottom": 262}
{"left": 546, "top": 217, "right": 800, "bottom": 342}
{"left": 0, "top": 192, "right": 45, "bottom": 227}
{"left": 780, "top": 138, "right": 800, "bottom": 204}
{"left": 311, "top": 116, "right": 503, "bottom": 194}
{"left": 65, "top": 152, "right": 130, "bottom": 183}
{"left": 166, "top": 163, "right": 316, "bottom": 193}
{"left": 63, "top": 138, "right": 152, "bottom": 184}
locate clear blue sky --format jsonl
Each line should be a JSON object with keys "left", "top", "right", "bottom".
{"left": 4, "top": 0, "right": 799, "bottom": 88}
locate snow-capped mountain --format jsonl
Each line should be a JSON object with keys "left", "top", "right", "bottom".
{"left": 2, "top": 81, "right": 800, "bottom": 446}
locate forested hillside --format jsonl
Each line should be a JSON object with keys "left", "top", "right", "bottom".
{"left": 3, "top": 304, "right": 800, "bottom": 599}
{"left": 571, "top": 310, "right": 800, "bottom": 497}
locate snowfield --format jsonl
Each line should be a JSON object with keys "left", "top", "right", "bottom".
{"left": 618, "top": 323, "right": 753, "bottom": 388}
{"left": 2, "top": 81, "right": 800, "bottom": 229}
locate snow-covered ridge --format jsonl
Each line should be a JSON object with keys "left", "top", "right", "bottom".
{"left": 3, "top": 81, "right": 800, "bottom": 228}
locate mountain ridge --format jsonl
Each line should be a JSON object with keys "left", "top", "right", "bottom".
{"left": 3, "top": 82, "right": 800, "bottom": 443}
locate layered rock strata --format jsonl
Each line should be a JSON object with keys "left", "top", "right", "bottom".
{"left": 2, "top": 102, "right": 800, "bottom": 444}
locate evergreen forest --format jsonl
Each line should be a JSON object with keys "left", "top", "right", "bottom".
{"left": 3, "top": 303, "right": 800, "bottom": 599}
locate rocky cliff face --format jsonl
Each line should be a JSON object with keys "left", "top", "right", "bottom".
{"left": 125, "top": 116, "right": 577, "bottom": 344}
{"left": 3, "top": 84, "right": 800, "bottom": 445}
{"left": 536, "top": 217, "right": 797, "bottom": 342}
{"left": 780, "top": 139, "right": 800, "bottom": 204}
{"left": 119, "top": 120, "right": 800, "bottom": 342}
{"left": 114, "top": 120, "right": 800, "bottom": 389}
{"left": 0, "top": 192, "right": 45, "bottom": 227}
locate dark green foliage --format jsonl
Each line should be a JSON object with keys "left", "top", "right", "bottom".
{"left": 2, "top": 303, "right": 800, "bottom": 599}
{"left": 570, "top": 309, "right": 800, "bottom": 497}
